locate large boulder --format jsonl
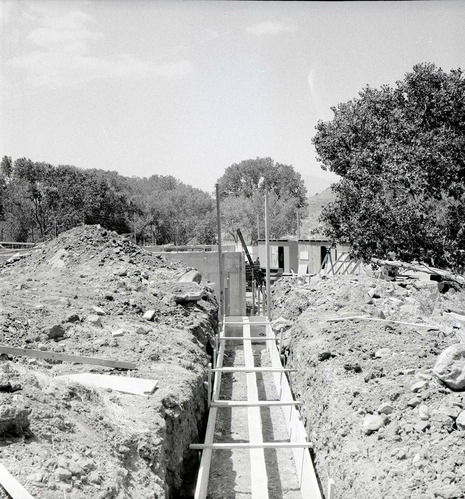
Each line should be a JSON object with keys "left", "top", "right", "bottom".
{"left": 433, "top": 343, "right": 465, "bottom": 390}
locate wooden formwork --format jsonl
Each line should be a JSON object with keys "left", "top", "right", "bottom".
{"left": 191, "top": 316, "right": 323, "bottom": 499}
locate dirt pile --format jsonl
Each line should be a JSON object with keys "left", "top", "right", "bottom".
{"left": 0, "top": 225, "right": 217, "bottom": 498}
{"left": 272, "top": 273, "right": 465, "bottom": 499}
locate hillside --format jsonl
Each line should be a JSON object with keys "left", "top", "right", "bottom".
{"left": 300, "top": 187, "right": 337, "bottom": 238}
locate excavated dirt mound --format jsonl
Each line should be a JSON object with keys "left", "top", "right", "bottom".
{"left": 0, "top": 225, "right": 217, "bottom": 499}
{"left": 272, "top": 273, "right": 465, "bottom": 499}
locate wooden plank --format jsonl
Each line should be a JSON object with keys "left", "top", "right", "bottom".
{"left": 219, "top": 337, "right": 276, "bottom": 341}
{"left": 0, "top": 463, "right": 34, "bottom": 499}
{"left": 326, "top": 316, "right": 439, "bottom": 329}
{"left": 194, "top": 326, "right": 226, "bottom": 499}
{"left": 265, "top": 321, "right": 322, "bottom": 499}
{"left": 211, "top": 367, "right": 297, "bottom": 373}
{"left": 223, "top": 321, "right": 270, "bottom": 326}
{"left": 0, "top": 346, "right": 137, "bottom": 370}
{"left": 242, "top": 319, "right": 269, "bottom": 499}
{"left": 57, "top": 373, "right": 158, "bottom": 397}
{"left": 190, "top": 442, "right": 313, "bottom": 450}
{"left": 211, "top": 400, "right": 302, "bottom": 407}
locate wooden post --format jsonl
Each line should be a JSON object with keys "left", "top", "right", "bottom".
{"left": 251, "top": 279, "right": 255, "bottom": 315}
{"left": 216, "top": 184, "right": 225, "bottom": 321}
{"left": 297, "top": 208, "right": 300, "bottom": 240}
{"left": 207, "top": 363, "right": 212, "bottom": 408}
{"left": 264, "top": 192, "right": 271, "bottom": 321}
{"left": 257, "top": 286, "right": 261, "bottom": 315}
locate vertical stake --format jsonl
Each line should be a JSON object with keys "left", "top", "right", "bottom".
{"left": 207, "top": 363, "right": 212, "bottom": 408}
{"left": 216, "top": 184, "right": 225, "bottom": 321}
{"left": 264, "top": 192, "right": 271, "bottom": 321}
{"left": 327, "top": 478, "right": 335, "bottom": 499}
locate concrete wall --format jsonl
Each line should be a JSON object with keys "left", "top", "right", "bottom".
{"left": 147, "top": 250, "right": 246, "bottom": 316}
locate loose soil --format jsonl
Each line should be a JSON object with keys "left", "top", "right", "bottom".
{"left": 272, "top": 273, "right": 465, "bottom": 499}
{"left": 0, "top": 225, "right": 218, "bottom": 499}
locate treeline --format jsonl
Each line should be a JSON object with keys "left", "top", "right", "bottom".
{"left": 0, "top": 157, "right": 216, "bottom": 244}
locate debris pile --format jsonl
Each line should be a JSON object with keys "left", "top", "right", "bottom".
{"left": 272, "top": 273, "right": 465, "bottom": 499}
{"left": 0, "top": 225, "right": 217, "bottom": 498}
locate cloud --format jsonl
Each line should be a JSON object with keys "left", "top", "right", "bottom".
{"left": 9, "top": 6, "right": 193, "bottom": 89}
{"left": 246, "top": 21, "right": 298, "bottom": 36}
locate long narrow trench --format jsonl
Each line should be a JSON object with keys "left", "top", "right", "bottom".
{"left": 204, "top": 323, "right": 303, "bottom": 498}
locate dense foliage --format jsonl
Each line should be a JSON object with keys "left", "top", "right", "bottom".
{"left": 217, "top": 157, "right": 308, "bottom": 243}
{"left": 313, "top": 63, "right": 465, "bottom": 271}
{"left": 0, "top": 157, "right": 216, "bottom": 245}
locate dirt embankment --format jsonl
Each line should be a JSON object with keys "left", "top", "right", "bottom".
{"left": 0, "top": 225, "right": 217, "bottom": 499}
{"left": 272, "top": 274, "right": 465, "bottom": 499}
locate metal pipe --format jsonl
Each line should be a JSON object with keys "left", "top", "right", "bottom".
{"left": 264, "top": 192, "right": 271, "bottom": 321}
{"left": 215, "top": 184, "right": 225, "bottom": 321}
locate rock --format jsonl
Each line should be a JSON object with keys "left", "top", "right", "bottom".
{"left": 414, "top": 421, "right": 430, "bottom": 432}
{"left": 377, "top": 402, "right": 394, "bottom": 415}
{"left": 272, "top": 317, "right": 293, "bottom": 333}
{"left": 179, "top": 269, "right": 202, "bottom": 284}
{"left": 438, "top": 405, "right": 461, "bottom": 419}
{"left": 143, "top": 310, "right": 156, "bottom": 321}
{"left": 344, "top": 363, "right": 362, "bottom": 373}
{"left": 363, "top": 414, "right": 387, "bottom": 435}
{"left": 430, "top": 410, "right": 454, "bottom": 428}
{"left": 92, "top": 306, "right": 106, "bottom": 316}
{"left": 114, "top": 268, "right": 127, "bottom": 277}
{"left": 112, "top": 330, "right": 124, "bottom": 337}
{"left": 433, "top": 344, "right": 465, "bottom": 390}
{"left": 47, "top": 324, "right": 65, "bottom": 340}
{"left": 55, "top": 467, "right": 72, "bottom": 481}
{"left": 66, "top": 313, "right": 80, "bottom": 323}
{"left": 87, "top": 315, "right": 102, "bottom": 327}
{"left": 136, "top": 327, "right": 149, "bottom": 335}
{"left": 456, "top": 410, "right": 465, "bottom": 430}
{"left": 419, "top": 404, "right": 431, "bottom": 420}
{"left": 375, "top": 348, "right": 391, "bottom": 358}
{"left": 26, "top": 472, "right": 44, "bottom": 483}
{"left": 411, "top": 380, "right": 429, "bottom": 393}
{"left": 431, "top": 484, "right": 463, "bottom": 499}
{"left": 407, "top": 396, "right": 422, "bottom": 408}
{"left": 0, "top": 404, "right": 30, "bottom": 436}
{"left": 318, "top": 352, "right": 332, "bottom": 362}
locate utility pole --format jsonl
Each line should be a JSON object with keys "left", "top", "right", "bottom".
{"left": 264, "top": 191, "right": 271, "bottom": 321}
{"left": 297, "top": 208, "right": 301, "bottom": 240}
{"left": 216, "top": 184, "right": 225, "bottom": 321}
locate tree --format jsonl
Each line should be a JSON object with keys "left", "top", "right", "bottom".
{"left": 217, "top": 157, "right": 308, "bottom": 243}
{"left": 313, "top": 63, "right": 465, "bottom": 270}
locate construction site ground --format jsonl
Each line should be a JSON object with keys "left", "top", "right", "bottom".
{"left": 0, "top": 226, "right": 217, "bottom": 499}
{"left": 2, "top": 226, "right": 465, "bottom": 498}
{"left": 272, "top": 273, "right": 465, "bottom": 499}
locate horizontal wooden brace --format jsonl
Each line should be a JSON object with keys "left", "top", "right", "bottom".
{"left": 210, "top": 367, "right": 296, "bottom": 373}
{"left": 218, "top": 336, "right": 276, "bottom": 341}
{"left": 211, "top": 400, "right": 302, "bottom": 407}
{"left": 190, "top": 442, "right": 313, "bottom": 450}
{"left": 223, "top": 321, "right": 270, "bottom": 326}
{"left": 0, "top": 345, "right": 137, "bottom": 370}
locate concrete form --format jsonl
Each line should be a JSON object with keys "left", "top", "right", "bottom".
{"left": 146, "top": 250, "right": 246, "bottom": 316}
{"left": 191, "top": 316, "right": 322, "bottom": 498}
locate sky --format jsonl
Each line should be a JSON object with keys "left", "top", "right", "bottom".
{"left": 1, "top": 1, "right": 465, "bottom": 196}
